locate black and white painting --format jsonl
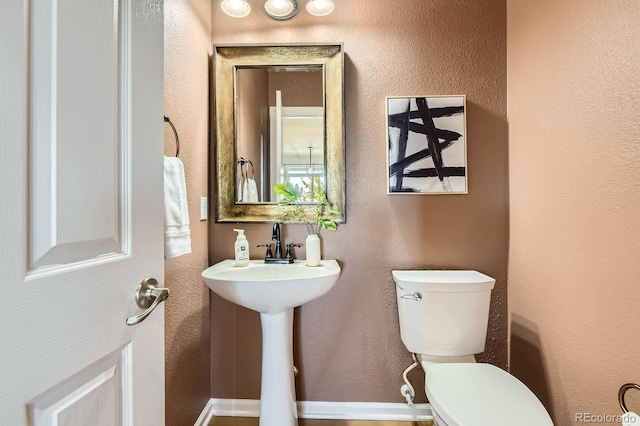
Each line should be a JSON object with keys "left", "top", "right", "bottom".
{"left": 387, "top": 95, "right": 467, "bottom": 194}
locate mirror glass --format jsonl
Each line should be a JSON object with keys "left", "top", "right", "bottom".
{"left": 235, "top": 66, "right": 325, "bottom": 203}
{"left": 213, "top": 44, "right": 345, "bottom": 223}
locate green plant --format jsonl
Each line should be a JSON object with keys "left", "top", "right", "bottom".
{"left": 273, "top": 178, "right": 341, "bottom": 235}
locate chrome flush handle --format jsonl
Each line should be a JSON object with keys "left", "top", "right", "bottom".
{"left": 126, "top": 278, "right": 170, "bottom": 326}
{"left": 400, "top": 292, "right": 422, "bottom": 301}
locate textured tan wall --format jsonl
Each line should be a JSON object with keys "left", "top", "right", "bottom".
{"left": 237, "top": 68, "right": 268, "bottom": 197}
{"left": 164, "top": 0, "right": 211, "bottom": 424}
{"left": 268, "top": 69, "right": 324, "bottom": 106}
{"left": 209, "top": 0, "right": 508, "bottom": 403}
{"left": 507, "top": 0, "right": 640, "bottom": 424}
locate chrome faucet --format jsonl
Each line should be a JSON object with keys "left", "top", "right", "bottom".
{"left": 257, "top": 222, "right": 301, "bottom": 264}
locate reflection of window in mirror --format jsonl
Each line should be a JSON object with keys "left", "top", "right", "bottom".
{"left": 235, "top": 66, "right": 324, "bottom": 204}
{"left": 271, "top": 107, "right": 324, "bottom": 203}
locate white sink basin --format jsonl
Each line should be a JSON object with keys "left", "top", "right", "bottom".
{"left": 202, "top": 259, "right": 341, "bottom": 314}
{"left": 202, "top": 258, "right": 341, "bottom": 426}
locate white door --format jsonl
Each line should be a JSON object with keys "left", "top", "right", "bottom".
{"left": 0, "top": 0, "right": 165, "bottom": 425}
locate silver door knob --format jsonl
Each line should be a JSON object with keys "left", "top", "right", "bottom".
{"left": 126, "top": 278, "right": 170, "bottom": 326}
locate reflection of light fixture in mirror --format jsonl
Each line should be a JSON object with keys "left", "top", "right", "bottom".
{"left": 264, "top": 0, "right": 298, "bottom": 20}
{"left": 221, "top": 0, "right": 251, "bottom": 18}
{"left": 306, "top": 0, "right": 334, "bottom": 16}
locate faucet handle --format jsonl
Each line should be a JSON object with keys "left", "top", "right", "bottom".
{"left": 257, "top": 243, "right": 273, "bottom": 258}
{"left": 285, "top": 243, "right": 302, "bottom": 259}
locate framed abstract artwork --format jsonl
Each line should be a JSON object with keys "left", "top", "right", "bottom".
{"left": 387, "top": 95, "right": 467, "bottom": 194}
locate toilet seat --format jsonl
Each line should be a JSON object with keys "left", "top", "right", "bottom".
{"left": 425, "top": 363, "right": 553, "bottom": 426}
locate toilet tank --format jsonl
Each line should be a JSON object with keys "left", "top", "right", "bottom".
{"left": 392, "top": 270, "right": 496, "bottom": 357}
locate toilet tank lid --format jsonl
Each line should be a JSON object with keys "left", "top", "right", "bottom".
{"left": 392, "top": 270, "right": 495, "bottom": 292}
{"left": 425, "top": 363, "right": 553, "bottom": 426}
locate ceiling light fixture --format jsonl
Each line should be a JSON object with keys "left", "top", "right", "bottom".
{"left": 264, "top": 0, "right": 298, "bottom": 20}
{"left": 221, "top": 0, "right": 251, "bottom": 18}
{"left": 221, "top": 0, "right": 334, "bottom": 20}
{"left": 306, "top": 0, "right": 334, "bottom": 16}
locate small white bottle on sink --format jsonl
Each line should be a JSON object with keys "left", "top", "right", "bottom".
{"left": 233, "top": 229, "right": 250, "bottom": 267}
{"left": 306, "top": 234, "right": 321, "bottom": 266}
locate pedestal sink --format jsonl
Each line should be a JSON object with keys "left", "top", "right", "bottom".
{"left": 202, "top": 259, "right": 341, "bottom": 426}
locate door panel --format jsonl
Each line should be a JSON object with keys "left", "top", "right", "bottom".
{"left": 29, "top": 0, "right": 123, "bottom": 269}
{"left": 29, "top": 345, "right": 131, "bottom": 426}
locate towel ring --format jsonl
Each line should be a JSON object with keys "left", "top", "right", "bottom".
{"left": 619, "top": 383, "right": 640, "bottom": 413}
{"left": 164, "top": 115, "right": 180, "bottom": 157}
{"left": 248, "top": 160, "right": 255, "bottom": 179}
{"left": 237, "top": 157, "right": 254, "bottom": 179}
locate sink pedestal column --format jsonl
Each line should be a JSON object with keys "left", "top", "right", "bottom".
{"left": 259, "top": 308, "right": 297, "bottom": 426}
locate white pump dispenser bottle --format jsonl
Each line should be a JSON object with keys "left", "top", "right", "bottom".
{"left": 233, "top": 229, "right": 250, "bottom": 267}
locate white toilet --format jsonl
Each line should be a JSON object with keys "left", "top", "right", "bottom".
{"left": 393, "top": 270, "right": 553, "bottom": 426}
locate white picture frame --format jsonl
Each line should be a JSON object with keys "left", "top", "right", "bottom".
{"left": 387, "top": 95, "right": 467, "bottom": 194}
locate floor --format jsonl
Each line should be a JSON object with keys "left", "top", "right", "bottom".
{"left": 209, "top": 418, "right": 433, "bottom": 426}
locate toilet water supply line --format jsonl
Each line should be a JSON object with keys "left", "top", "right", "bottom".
{"left": 401, "top": 353, "right": 420, "bottom": 406}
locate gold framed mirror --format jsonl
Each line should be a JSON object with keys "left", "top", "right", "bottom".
{"left": 213, "top": 44, "right": 345, "bottom": 223}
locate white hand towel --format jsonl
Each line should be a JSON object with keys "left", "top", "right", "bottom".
{"left": 623, "top": 412, "right": 640, "bottom": 426}
{"left": 164, "top": 156, "right": 191, "bottom": 259}
{"left": 242, "top": 179, "right": 248, "bottom": 202}
{"left": 243, "top": 177, "right": 259, "bottom": 202}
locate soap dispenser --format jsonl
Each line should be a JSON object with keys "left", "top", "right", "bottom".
{"left": 233, "top": 229, "right": 250, "bottom": 267}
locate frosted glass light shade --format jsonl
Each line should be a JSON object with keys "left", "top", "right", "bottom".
{"left": 264, "top": 0, "right": 298, "bottom": 20}
{"left": 306, "top": 0, "right": 334, "bottom": 16}
{"left": 221, "top": 0, "right": 251, "bottom": 18}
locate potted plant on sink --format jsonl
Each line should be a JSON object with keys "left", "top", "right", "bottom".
{"left": 273, "top": 178, "right": 341, "bottom": 266}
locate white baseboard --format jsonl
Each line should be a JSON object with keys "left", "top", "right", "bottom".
{"left": 194, "top": 398, "right": 433, "bottom": 425}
